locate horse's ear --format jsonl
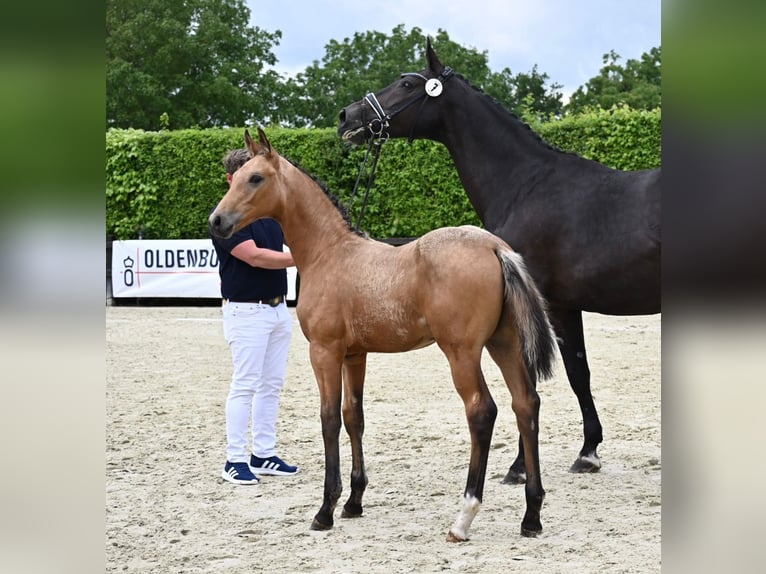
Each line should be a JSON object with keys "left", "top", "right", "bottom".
{"left": 426, "top": 36, "right": 444, "bottom": 74}
{"left": 244, "top": 129, "right": 260, "bottom": 157}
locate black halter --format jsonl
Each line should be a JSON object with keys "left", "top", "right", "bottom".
{"left": 350, "top": 67, "right": 453, "bottom": 229}
{"left": 362, "top": 66, "right": 454, "bottom": 144}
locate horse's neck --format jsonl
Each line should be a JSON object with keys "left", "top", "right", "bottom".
{"left": 439, "top": 87, "right": 560, "bottom": 229}
{"left": 274, "top": 164, "right": 354, "bottom": 269}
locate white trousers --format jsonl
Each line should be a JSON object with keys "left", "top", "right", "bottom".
{"left": 222, "top": 301, "right": 293, "bottom": 462}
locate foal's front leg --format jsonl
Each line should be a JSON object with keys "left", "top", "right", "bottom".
{"left": 309, "top": 344, "right": 344, "bottom": 531}
{"left": 340, "top": 353, "right": 368, "bottom": 519}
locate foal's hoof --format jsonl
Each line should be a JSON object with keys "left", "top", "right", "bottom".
{"left": 310, "top": 517, "right": 333, "bottom": 531}
{"left": 446, "top": 530, "right": 469, "bottom": 542}
{"left": 502, "top": 469, "right": 527, "bottom": 485}
{"left": 569, "top": 454, "right": 602, "bottom": 474}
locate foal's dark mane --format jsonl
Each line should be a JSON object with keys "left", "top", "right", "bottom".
{"left": 283, "top": 155, "right": 367, "bottom": 237}
{"left": 452, "top": 72, "right": 578, "bottom": 159}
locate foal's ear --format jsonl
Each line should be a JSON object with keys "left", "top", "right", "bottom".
{"left": 244, "top": 129, "right": 260, "bottom": 157}
{"left": 244, "top": 127, "right": 273, "bottom": 157}
{"left": 257, "top": 127, "right": 273, "bottom": 155}
{"left": 426, "top": 36, "right": 445, "bottom": 74}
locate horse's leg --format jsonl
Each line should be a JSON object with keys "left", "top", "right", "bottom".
{"left": 308, "top": 343, "right": 344, "bottom": 531}
{"left": 487, "top": 339, "right": 545, "bottom": 537}
{"left": 503, "top": 412, "right": 531, "bottom": 484}
{"left": 555, "top": 308, "right": 603, "bottom": 473}
{"left": 441, "top": 346, "right": 497, "bottom": 542}
{"left": 340, "top": 353, "right": 368, "bottom": 519}
{"left": 502, "top": 320, "right": 538, "bottom": 485}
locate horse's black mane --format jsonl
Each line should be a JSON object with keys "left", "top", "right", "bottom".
{"left": 283, "top": 155, "right": 367, "bottom": 237}
{"left": 451, "top": 71, "right": 576, "bottom": 158}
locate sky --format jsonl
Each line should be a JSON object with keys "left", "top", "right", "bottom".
{"left": 245, "top": 0, "right": 661, "bottom": 100}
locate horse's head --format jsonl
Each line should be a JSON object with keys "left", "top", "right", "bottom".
{"left": 338, "top": 37, "right": 454, "bottom": 145}
{"left": 209, "top": 128, "right": 285, "bottom": 238}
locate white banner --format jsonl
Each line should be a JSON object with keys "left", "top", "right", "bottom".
{"left": 111, "top": 239, "right": 297, "bottom": 301}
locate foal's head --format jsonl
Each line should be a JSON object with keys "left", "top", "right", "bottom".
{"left": 209, "top": 128, "right": 287, "bottom": 239}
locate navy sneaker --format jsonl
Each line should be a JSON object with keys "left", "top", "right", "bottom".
{"left": 249, "top": 454, "right": 298, "bottom": 476}
{"left": 221, "top": 461, "right": 260, "bottom": 485}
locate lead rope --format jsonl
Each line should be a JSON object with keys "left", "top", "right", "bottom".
{"left": 359, "top": 139, "right": 384, "bottom": 229}
{"left": 349, "top": 92, "right": 390, "bottom": 229}
{"left": 349, "top": 135, "right": 385, "bottom": 230}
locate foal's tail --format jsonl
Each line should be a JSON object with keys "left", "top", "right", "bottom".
{"left": 497, "top": 249, "right": 557, "bottom": 381}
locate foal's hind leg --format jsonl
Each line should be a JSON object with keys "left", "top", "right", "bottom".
{"left": 441, "top": 347, "right": 497, "bottom": 542}
{"left": 340, "top": 353, "right": 368, "bottom": 519}
{"left": 487, "top": 340, "right": 545, "bottom": 537}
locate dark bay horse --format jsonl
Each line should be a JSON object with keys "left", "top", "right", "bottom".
{"left": 338, "top": 39, "right": 661, "bottom": 483}
{"left": 209, "top": 128, "right": 557, "bottom": 539}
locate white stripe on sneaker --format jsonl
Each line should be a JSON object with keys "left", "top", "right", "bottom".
{"left": 222, "top": 464, "right": 259, "bottom": 484}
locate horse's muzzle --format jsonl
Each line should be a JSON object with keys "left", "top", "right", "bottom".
{"left": 338, "top": 106, "right": 370, "bottom": 145}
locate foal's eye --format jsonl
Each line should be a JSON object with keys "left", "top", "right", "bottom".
{"left": 249, "top": 174, "right": 263, "bottom": 185}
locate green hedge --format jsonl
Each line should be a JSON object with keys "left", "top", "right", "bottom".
{"left": 537, "top": 105, "right": 662, "bottom": 171}
{"left": 106, "top": 107, "right": 660, "bottom": 240}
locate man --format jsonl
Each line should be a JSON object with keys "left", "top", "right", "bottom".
{"left": 211, "top": 148, "right": 298, "bottom": 485}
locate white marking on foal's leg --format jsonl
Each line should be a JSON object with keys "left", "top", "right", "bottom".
{"left": 447, "top": 494, "right": 481, "bottom": 542}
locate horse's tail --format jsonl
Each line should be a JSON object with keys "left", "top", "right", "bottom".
{"left": 497, "top": 249, "right": 557, "bottom": 381}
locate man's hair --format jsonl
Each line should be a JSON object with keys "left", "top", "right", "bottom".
{"left": 222, "top": 148, "right": 250, "bottom": 175}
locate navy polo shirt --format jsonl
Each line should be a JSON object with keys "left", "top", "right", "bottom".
{"left": 210, "top": 218, "right": 288, "bottom": 301}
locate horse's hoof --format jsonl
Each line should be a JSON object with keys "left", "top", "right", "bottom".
{"left": 569, "top": 454, "right": 602, "bottom": 474}
{"left": 520, "top": 525, "right": 542, "bottom": 538}
{"left": 446, "top": 530, "right": 469, "bottom": 542}
{"left": 310, "top": 517, "right": 333, "bottom": 531}
{"left": 340, "top": 503, "right": 363, "bottom": 518}
{"left": 502, "top": 469, "right": 527, "bottom": 484}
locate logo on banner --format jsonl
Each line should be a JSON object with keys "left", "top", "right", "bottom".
{"left": 121, "top": 256, "right": 135, "bottom": 287}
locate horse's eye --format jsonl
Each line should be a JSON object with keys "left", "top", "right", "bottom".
{"left": 249, "top": 174, "right": 263, "bottom": 185}
{"left": 402, "top": 80, "right": 412, "bottom": 89}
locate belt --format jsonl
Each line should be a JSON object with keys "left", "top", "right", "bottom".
{"left": 224, "top": 296, "right": 285, "bottom": 307}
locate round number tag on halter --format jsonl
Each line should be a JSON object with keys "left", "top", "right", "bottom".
{"left": 425, "top": 78, "right": 443, "bottom": 97}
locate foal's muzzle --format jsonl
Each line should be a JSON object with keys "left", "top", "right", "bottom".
{"left": 208, "top": 213, "right": 234, "bottom": 239}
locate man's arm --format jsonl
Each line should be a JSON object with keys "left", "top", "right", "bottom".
{"left": 230, "top": 240, "right": 295, "bottom": 269}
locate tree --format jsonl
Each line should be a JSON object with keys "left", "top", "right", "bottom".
{"left": 484, "top": 64, "right": 564, "bottom": 121}
{"left": 275, "top": 26, "right": 562, "bottom": 128}
{"left": 107, "top": 0, "right": 283, "bottom": 130}
{"left": 566, "top": 46, "right": 661, "bottom": 114}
